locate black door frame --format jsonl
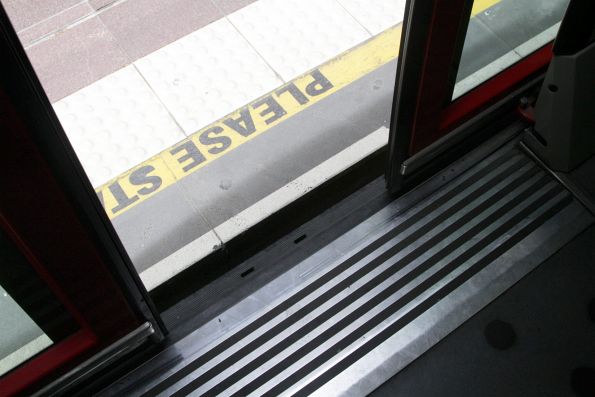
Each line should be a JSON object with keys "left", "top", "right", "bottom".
{"left": 0, "top": 3, "right": 165, "bottom": 394}
{"left": 387, "top": 0, "right": 474, "bottom": 193}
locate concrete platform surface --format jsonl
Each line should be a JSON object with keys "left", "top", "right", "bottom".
{"left": 0, "top": 0, "right": 569, "bottom": 290}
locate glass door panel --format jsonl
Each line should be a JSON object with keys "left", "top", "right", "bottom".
{"left": 386, "top": 0, "right": 569, "bottom": 191}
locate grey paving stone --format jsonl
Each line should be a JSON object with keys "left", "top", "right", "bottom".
{"left": 17, "top": 1, "right": 94, "bottom": 46}
{"left": 111, "top": 182, "right": 215, "bottom": 273}
{"left": 26, "top": 16, "right": 129, "bottom": 102}
{"left": 97, "top": 0, "right": 222, "bottom": 60}
{"left": 211, "top": 0, "right": 257, "bottom": 15}
{"left": 1, "top": 0, "right": 82, "bottom": 31}
{"left": 87, "top": 0, "right": 116, "bottom": 10}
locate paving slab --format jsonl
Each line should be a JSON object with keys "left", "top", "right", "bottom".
{"left": 111, "top": 182, "right": 216, "bottom": 273}
{"left": 53, "top": 65, "right": 186, "bottom": 186}
{"left": 135, "top": 18, "right": 282, "bottom": 134}
{"left": 337, "top": 0, "right": 406, "bottom": 36}
{"left": 477, "top": 0, "right": 568, "bottom": 49}
{"left": 26, "top": 15, "right": 130, "bottom": 102}
{"left": 1, "top": 0, "right": 82, "bottom": 31}
{"left": 228, "top": 0, "right": 371, "bottom": 81}
{"left": 210, "top": 0, "right": 257, "bottom": 15}
{"left": 97, "top": 0, "right": 221, "bottom": 60}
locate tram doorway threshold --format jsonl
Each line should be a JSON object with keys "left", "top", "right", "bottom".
{"left": 99, "top": 127, "right": 594, "bottom": 396}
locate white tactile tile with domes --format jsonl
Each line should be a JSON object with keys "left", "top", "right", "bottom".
{"left": 52, "top": 65, "right": 186, "bottom": 187}
{"left": 228, "top": 0, "right": 371, "bottom": 81}
{"left": 134, "top": 18, "right": 283, "bottom": 135}
{"left": 49, "top": 0, "right": 405, "bottom": 190}
{"left": 337, "top": 0, "right": 407, "bottom": 36}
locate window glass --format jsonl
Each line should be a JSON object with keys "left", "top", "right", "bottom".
{"left": 0, "top": 284, "right": 52, "bottom": 376}
{"left": 454, "top": 0, "right": 569, "bottom": 99}
{"left": 0, "top": 228, "right": 78, "bottom": 376}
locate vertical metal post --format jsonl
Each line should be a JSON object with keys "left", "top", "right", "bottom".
{"left": 386, "top": 0, "right": 474, "bottom": 193}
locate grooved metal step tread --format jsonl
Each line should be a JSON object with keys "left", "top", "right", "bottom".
{"left": 102, "top": 138, "right": 593, "bottom": 397}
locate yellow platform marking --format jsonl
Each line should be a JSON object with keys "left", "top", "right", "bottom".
{"left": 97, "top": 0, "right": 499, "bottom": 219}
{"left": 472, "top": 0, "right": 499, "bottom": 15}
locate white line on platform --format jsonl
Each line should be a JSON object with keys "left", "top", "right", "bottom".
{"left": 0, "top": 334, "right": 52, "bottom": 377}
{"left": 515, "top": 22, "right": 560, "bottom": 57}
{"left": 140, "top": 231, "right": 222, "bottom": 291}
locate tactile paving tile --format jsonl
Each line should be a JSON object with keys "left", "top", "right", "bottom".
{"left": 228, "top": 0, "right": 371, "bottom": 81}
{"left": 337, "top": 0, "right": 406, "bottom": 36}
{"left": 134, "top": 18, "right": 282, "bottom": 134}
{"left": 52, "top": 65, "right": 186, "bottom": 187}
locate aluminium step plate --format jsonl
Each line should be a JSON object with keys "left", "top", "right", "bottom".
{"left": 52, "top": 65, "right": 186, "bottom": 187}
{"left": 100, "top": 137, "right": 594, "bottom": 396}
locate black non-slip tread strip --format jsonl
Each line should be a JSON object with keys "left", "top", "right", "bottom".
{"left": 167, "top": 156, "right": 528, "bottom": 395}
{"left": 269, "top": 190, "right": 570, "bottom": 397}
{"left": 143, "top": 150, "right": 519, "bottom": 395}
{"left": 151, "top": 153, "right": 526, "bottom": 396}
{"left": 291, "top": 195, "right": 573, "bottom": 397}
{"left": 224, "top": 181, "right": 563, "bottom": 397}
{"left": 177, "top": 170, "right": 552, "bottom": 396}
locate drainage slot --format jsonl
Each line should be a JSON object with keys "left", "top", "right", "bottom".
{"left": 294, "top": 234, "right": 307, "bottom": 244}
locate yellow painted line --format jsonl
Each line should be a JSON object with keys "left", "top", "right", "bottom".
{"left": 97, "top": 0, "right": 498, "bottom": 219}
{"left": 472, "top": 0, "right": 499, "bottom": 15}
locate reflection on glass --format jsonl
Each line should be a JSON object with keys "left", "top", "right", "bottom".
{"left": 0, "top": 285, "right": 52, "bottom": 376}
{"left": 0, "top": 228, "right": 78, "bottom": 376}
{"left": 454, "top": 0, "right": 569, "bottom": 99}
